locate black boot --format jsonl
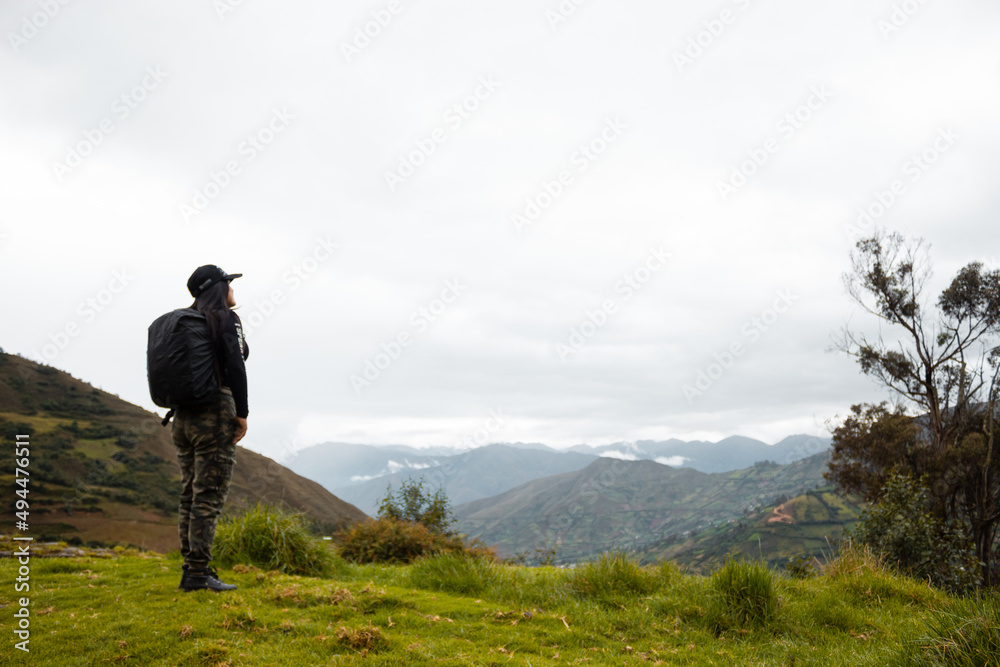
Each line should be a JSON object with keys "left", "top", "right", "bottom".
{"left": 181, "top": 566, "right": 237, "bottom": 592}
{"left": 178, "top": 563, "right": 190, "bottom": 589}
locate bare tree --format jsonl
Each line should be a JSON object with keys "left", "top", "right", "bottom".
{"left": 829, "top": 230, "right": 1000, "bottom": 586}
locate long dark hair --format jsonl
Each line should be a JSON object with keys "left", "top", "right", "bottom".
{"left": 191, "top": 280, "right": 232, "bottom": 348}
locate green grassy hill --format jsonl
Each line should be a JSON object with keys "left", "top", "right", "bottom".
{"left": 1, "top": 543, "right": 987, "bottom": 666}
{"left": 639, "top": 486, "right": 865, "bottom": 573}
{"left": 0, "top": 351, "right": 367, "bottom": 550}
{"left": 454, "top": 454, "right": 832, "bottom": 563}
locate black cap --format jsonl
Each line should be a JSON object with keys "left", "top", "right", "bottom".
{"left": 187, "top": 265, "right": 242, "bottom": 298}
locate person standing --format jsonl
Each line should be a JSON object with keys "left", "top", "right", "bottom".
{"left": 172, "top": 265, "right": 249, "bottom": 592}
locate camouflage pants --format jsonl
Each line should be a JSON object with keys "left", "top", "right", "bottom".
{"left": 172, "top": 388, "right": 238, "bottom": 569}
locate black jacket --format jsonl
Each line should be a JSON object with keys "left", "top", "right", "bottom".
{"left": 218, "top": 310, "right": 250, "bottom": 418}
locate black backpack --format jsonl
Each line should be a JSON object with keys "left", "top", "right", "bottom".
{"left": 147, "top": 308, "right": 220, "bottom": 424}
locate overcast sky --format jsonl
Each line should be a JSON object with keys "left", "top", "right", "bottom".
{"left": 2, "top": 0, "right": 998, "bottom": 461}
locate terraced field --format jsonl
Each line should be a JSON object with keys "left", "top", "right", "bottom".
{"left": 640, "top": 486, "right": 864, "bottom": 572}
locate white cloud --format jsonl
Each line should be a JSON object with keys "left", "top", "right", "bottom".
{"left": 348, "top": 460, "right": 436, "bottom": 484}
{"left": 386, "top": 460, "right": 433, "bottom": 473}
{"left": 655, "top": 456, "right": 688, "bottom": 468}
{"left": 600, "top": 450, "right": 638, "bottom": 462}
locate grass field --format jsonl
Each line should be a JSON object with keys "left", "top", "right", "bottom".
{"left": 2, "top": 542, "right": 986, "bottom": 666}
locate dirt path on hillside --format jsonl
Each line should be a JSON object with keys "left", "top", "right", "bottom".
{"left": 768, "top": 502, "right": 794, "bottom": 524}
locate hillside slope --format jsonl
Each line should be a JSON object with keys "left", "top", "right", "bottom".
{"left": 454, "top": 453, "right": 831, "bottom": 562}
{"left": 637, "top": 485, "right": 865, "bottom": 572}
{"left": 0, "top": 351, "right": 367, "bottom": 551}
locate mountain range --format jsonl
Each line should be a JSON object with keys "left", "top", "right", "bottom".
{"left": 453, "top": 452, "right": 832, "bottom": 562}
{"left": 566, "top": 434, "right": 830, "bottom": 472}
{"left": 284, "top": 434, "right": 830, "bottom": 516}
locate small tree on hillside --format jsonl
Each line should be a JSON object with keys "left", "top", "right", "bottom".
{"left": 377, "top": 478, "right": 455, "bottom": 536}
{"left": 337, "top": 479, "right": 481, "bottom": 564}
{"left": 847, "top": 472, "right": 979, "bottom": 592}
{"left": 828, "top": 230, "right": 1000, "bottom": 587}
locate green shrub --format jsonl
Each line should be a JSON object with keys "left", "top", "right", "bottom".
{"left": 848, "top": 473, "right": 980, "bottom": 594}
{"left": 409, "top": 552, "right": 506, "bottom": 596}
{"left": 708, "top": 558, "right": 778, "bottom": 632}
{"left": 213, "top": 502, "right": 338, "bottom": 577}
{"left": 568, "top": 551, "right": 659, "bottom": 606}
{"left": 377, "top": 478, "right": 454, "bottom": 535}
{"left": 336, "top": 516, "right": 494, "bottom": 565}
{"left": 894, "top": 593, "right": 1000, "bottom": 666}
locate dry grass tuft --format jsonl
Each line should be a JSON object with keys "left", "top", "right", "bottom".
{"left": 335, "top": 622, "right": 387, "bottom": 653}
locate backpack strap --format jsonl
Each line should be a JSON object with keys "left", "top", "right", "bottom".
{"left": 161, "top": 408, "right": 175, "bottom": 427}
